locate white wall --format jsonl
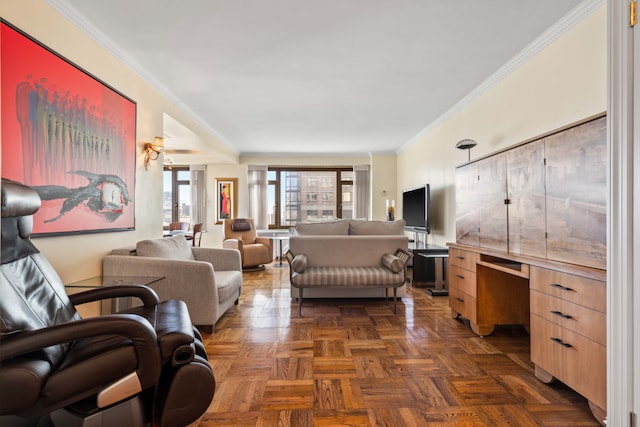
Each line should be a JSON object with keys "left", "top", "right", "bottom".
{"left": 397, "top": 5, "right": 607, "bottom": 248}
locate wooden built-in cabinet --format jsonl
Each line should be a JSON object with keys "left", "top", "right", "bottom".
{"left": 449, "top": 114, "right": 607, "bottom": 424}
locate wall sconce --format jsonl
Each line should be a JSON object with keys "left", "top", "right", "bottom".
{"left": 456, "top": 139, "right": 478, "bottom": 162}
{"left": 143, "top": 137, "right": 164, "bottom": 170}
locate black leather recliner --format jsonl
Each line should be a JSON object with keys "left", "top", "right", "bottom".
{"left": 0, "top": 178, "right": 215, "bottom": 427}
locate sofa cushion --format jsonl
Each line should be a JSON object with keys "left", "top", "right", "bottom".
{"left": 294, "top": 219, "right": 349, "bottom": 235}
{"left": 136, "top": 236, "right": 195, "bottom": 260}
{"left": 291, "top": 254, "right": 308, "bottom": 273}
{"left": 349, "top": 219, "right": 406, "bottom": 235}
{"left": 381, "top": 253, "right": 404, "bottom": 273}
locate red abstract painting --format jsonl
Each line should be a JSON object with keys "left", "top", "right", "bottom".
{"left": 1, "top": 21, "right": 136, "bottom": 236}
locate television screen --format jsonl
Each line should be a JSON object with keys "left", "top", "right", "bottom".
{"left": 402, "top": 185, "right": 430, "bottom": 233}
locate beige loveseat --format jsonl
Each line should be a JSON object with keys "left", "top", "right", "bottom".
{"left": 286, "top": 219, "right": 411, "bottom": 315}
{"left": 103, "top": 235, "right": 242, "bottom": 333}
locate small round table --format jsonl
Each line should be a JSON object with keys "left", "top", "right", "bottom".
{"left": 270, "top": 235, "right": 289, "bottom": 267}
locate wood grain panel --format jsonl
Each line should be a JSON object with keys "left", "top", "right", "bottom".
{"left": 507, "top": 139, "right": 547, "bottom": 258}
{"left": 545, "top": 116, "right": 607, "bottom": 269}
{"left": 477, "top": 152, "right": 508, "bottom": 251}
{"left": 530, "top": 314, "right": 606, "bottom": 410}
{"left": 530, "top": 266, "right": 606, "bottom": 313}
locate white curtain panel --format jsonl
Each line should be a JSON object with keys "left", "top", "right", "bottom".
{"left": 190, "top": 165, "right": 206, "bottom": 228}
{"left": 248, "top": 165, "right": 268, "bottom": 229}
{"left": 354, "top": 164, "right": 370, "bottom": 220}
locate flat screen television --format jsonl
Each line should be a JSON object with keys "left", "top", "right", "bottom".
{"left": 402, "top": 184, "right": 430, "bottom": 233}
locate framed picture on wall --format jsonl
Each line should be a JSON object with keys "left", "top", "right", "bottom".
{"left": 215, "top": 178, "right": 237, "bottom": 224}
{"left": 0, "top": 20, "right": 137, "bottom": 236}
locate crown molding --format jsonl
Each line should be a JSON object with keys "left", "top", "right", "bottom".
{"left": 45, "top": 0, "right": 238, "bottom": 155}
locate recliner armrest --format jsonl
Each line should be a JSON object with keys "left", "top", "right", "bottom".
{"left": 0, "top": 315, "right": 162, "bottom": 388}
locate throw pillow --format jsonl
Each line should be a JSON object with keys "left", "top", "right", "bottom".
{"left": 291, "top": 254, "right": 308, "bottom": 273}
{"left": 294, "top": 219, "right": 349, "bottom": 235}
{"left": 381, "top": 253, "right": 404, "bottom": 273}
{"left": 136, "top": 236, "right": 195, "bottom": 260}
{"left": 349, "top": 219, "right": 406, "bottom": 235}
{"left": 231, "top": 219, "right": 252, "bottom": 232}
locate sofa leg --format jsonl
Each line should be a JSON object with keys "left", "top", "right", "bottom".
{"left": 393, "top": 288, "right": 397, "bottom": 314}
{"left": 298, "top": 288, "right": 303, "bottom": 317}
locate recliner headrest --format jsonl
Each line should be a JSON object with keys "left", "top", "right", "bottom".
{"left": 1, "top": 179, "right": 41, "bottom": 261}
{"left": 2, "top": 178, "right": 41, "bottom": 218}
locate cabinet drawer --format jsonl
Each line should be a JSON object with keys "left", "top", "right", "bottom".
{"left": 530, "top": 290, "right": 606, "bottom": 345}
{"left": 531, "top": 315, "right": 606, "bottom": 409}
{"left": 530, "top": 266, "right": 606, "bottom": 313}
{"left": 449, "top": 286, "right": 476, "bottom": 322}
{"left": 448, "top": 248, "right": 477, "bottom": 272}
{"left": 448, "top": 265, "right": 476, "bottom": 297}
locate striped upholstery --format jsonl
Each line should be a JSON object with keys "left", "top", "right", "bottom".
{"left": 291, "top": 266, "right": 404, "bottom": 288}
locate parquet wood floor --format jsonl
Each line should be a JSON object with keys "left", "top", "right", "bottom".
{"left": 194, "top": 263, "right": 600, "bottom": 426}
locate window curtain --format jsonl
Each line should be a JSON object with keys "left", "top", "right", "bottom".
{"left": 248, "top": 165, "right": 268, "bottom": 229}
{"left": 190, "top": 165, "right": 206, "bottom": 228}
{"left": 353, "top": 164, "right": 370, "bottom": 220}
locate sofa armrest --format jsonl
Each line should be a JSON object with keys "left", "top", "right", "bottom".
{"left": 102, "top": 255, "right": 219, "bottom": 317}
{"left": 192, "top": 247, "right": 242, "bottom": 272}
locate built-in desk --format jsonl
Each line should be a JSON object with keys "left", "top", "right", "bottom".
{"left": 447, "top": 243, "right": 607, "bottom": 423}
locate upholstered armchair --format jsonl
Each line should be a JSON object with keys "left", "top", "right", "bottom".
{"left": 222, "top": 218, "right": 273, "bottom": 270}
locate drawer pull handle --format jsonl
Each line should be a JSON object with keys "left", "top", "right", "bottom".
{"left": 456, "top": 274, "right": 465, "bottom": 279}
{"left": 550, "top": 310, "right": 573, "bottom": 319}
{"left": 456, "top": 256, "right": 465, "bottom": 260}
{"left": 550, "top": 337, "right": 572, "bottom": 348}
{"left": 550, "top": 283, "right": 574, "bottom": 292}
{"left": 456, "top": 297, "right": 464, "bottom": 302}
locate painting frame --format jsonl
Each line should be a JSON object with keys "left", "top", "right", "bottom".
{"left": 215, "top": 178, "right": 237, "bottom": 224}
{"left": 0, "top": 20, "right": 137, "bottom": 237}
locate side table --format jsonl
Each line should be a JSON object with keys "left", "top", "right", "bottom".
{"left": 270, "top": 235, "right": 289, "bottom": 267}
{"left": 65, "top": 275, "right": 164, "bottom": 315}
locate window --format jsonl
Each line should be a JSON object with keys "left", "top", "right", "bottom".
{"left": 267, "top": 167, "right": 353, "bottom": 228}
{"left": 163, "top": 167, "right": 191, "bottom": 228}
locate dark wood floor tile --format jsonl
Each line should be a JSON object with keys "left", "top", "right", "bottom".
{"left": 314, "top": 339, "right": 351, "bottom": 357}
{"left": 314, "top": 378, "right": 347, "bottom": 410}
{"left": 525, "top": 403, "right": 600, "bottom": 426}
{"left": 260, "top": 379, "right": 314, "bottom": 411}
{"left": 450, "top": 376, "right": 520, "bottom": 406}
{"left": 226, "top": 357, "right": 274, "bottom": 379}
{"left": 272, "top": 357, "right": 313, "bottom": 380}
{"left": 436, "top": 353, "right": 486, "bottom": 377}
{"left": 353, "top": 355, "right": 399, "bottom": 379}
{"left": 358, "top": 378, "right": 417, "bottom": 407}
{"left": 208, "top": 379, "right": 267, "bottom": 413}
{"left": 405, "top": 376, "right": 452, "bottom": 410}
{"left": 313, "top": 356, "right": 358, "bottom": 378}
{"left": 470, "top": 354, "right": 531, "bottom": 376}
{"left": 275, "top": 340, "right": 314, "bottom": 358}
{"left": 313, "top": 409, "right": 370, "bottom": 427}
{"left": 255, "top": 409, "right": 314, "bottom": 427}
{"left": 347, "top": 339, "right": 389, "bottom": 356}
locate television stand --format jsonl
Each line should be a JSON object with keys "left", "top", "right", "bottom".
{"left": 408, "top": 243, "right": 449, "bottom": 296}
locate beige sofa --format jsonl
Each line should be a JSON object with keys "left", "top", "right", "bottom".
{"left": 103, "top": 236, "right": 242, "bottom": 333}
{"left": 286, "top": 219, "right": 411, "bottom": 314}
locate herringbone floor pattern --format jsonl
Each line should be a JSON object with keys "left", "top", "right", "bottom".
{"left": 194, "top": 263, "right": 600, "bottom": 426}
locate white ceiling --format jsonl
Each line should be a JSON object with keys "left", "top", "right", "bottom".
{"left": 50, "top": 0, "right": 589, "bottom": 161}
